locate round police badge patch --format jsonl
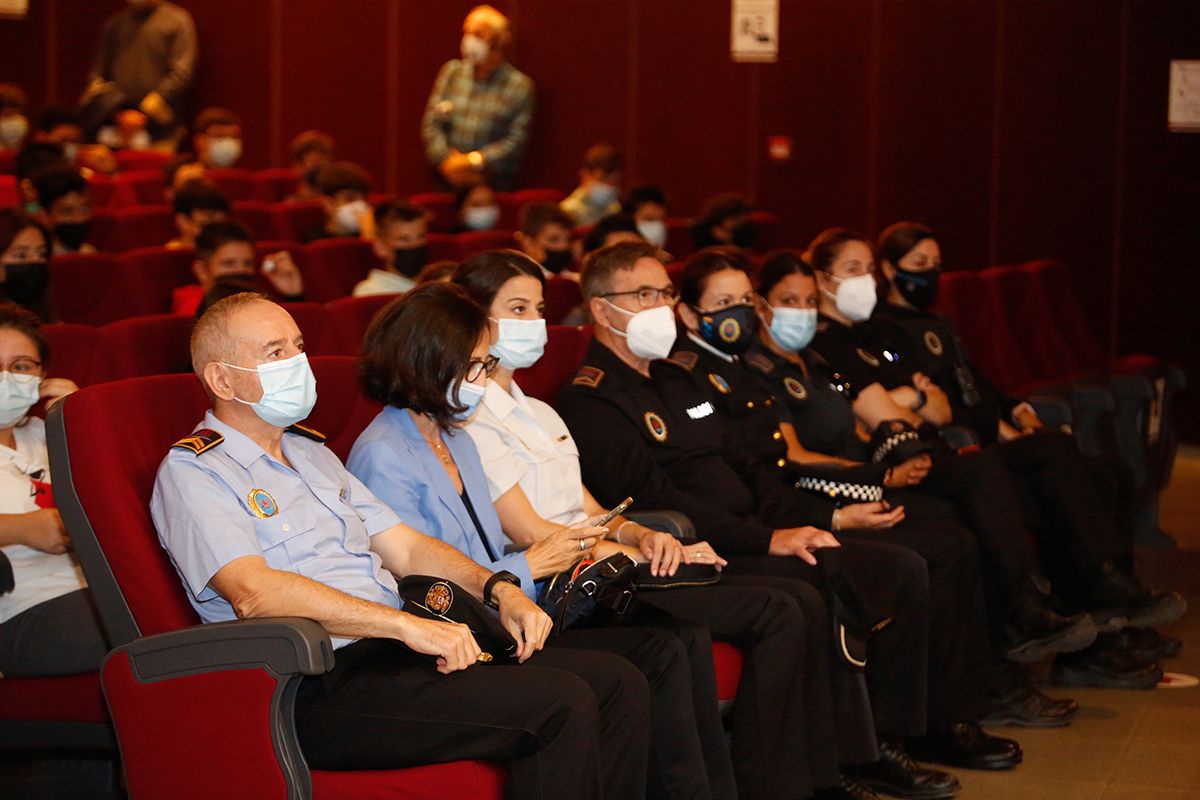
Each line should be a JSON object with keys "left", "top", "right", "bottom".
{"left": 425, "top": 581, "right": 454, "bottom": 614}
{"left": 783, "top": 376, "right": 808, "bottom": 401}
{"left": 247, "top": 489, "right": 278, "bottom": 519}
{"left": 856, "top": 347, "right": 880, "bottom": 367}
{"left": 644, "top": 412, "right": 669, "bottom": 442}
{"left": 718, "top": 317, "right": 741, "bottom": 343}
{"left": 708, "top": 373, "right": 731, "bottom": 394}
{"left": 924, "top": 330, "right": 944, "bottom": 356}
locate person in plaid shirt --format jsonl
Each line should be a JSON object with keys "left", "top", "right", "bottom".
{"left": 421, "top": 5, "right": 534, "bottom": 191}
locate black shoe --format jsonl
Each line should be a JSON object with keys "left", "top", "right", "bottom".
{"left": 1004, "top": 590, "right": 1097, "bottom": 662}
{"left": 1119, "top": 627, "right": 1182, "bottom": 661}
{"left": 815, "top": 776, "right": 883, "bottom": 800}
{"left": 984, "top": 682, "right": 1079, "bottom": 728}
{"left": 908, "top": 721, "right": 1022, "bottom": 771}
{"left": 1052, "top": 637, "right": 1163, "bottom": 690}
{"left": 848, "top": 740, "right": 961, "bottom": 798}
{"left": 1084, "top": 562, "right": 1188, "bottom": 632}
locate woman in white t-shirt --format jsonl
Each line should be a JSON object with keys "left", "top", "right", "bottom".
{"left": 0, "top": 302, "right": 107, "bottom": 676}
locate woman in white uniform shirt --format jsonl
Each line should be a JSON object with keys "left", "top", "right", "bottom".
{"left": 455, "top": 251, "right": 891, "bottom": 800}
{"left": 0, "top": 302, "right": 107, "bottom": 675}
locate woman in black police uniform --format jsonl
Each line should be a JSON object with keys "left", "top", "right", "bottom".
{"left": 870, "top": 221, "right": 1185, "bottom": 684}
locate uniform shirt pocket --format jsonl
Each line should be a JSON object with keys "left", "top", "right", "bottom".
{"left": 254, "top": 506, "right": 321, "bottom": 574}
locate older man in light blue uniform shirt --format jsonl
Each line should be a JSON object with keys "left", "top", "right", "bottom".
{"left": 148, "top": 292, "right": 650, "bottom": 800}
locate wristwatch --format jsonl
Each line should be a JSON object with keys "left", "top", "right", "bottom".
{"left": 484, "top": 570, "right": 521, "bottom": 609}
{"left": 910, "top": 389, "right": 928, "bottom": 412}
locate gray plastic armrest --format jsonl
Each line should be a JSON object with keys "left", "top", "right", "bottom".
{"left": 1069, "top": 382, "right": 1116, "bottom": 413}
{"left": 126, "top": 617, "right": 335, "bottom": 683}
{"left": 626, "top": 510, "right": 696, "bottom": 541}
{"left": 1029, "top": 395, "right": 1074, "bottom": 430}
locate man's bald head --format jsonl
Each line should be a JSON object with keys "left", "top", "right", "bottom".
{"left": 464, "top": 4, "right": 512, "bottom": 49}
{"left": 191, "top": 292, "right": 274, "bottom": 392}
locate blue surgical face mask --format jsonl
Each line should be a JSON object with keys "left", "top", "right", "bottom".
{"left": 223, "top": 352, "right": 318, "bottom": 428}
{"left": 587, "top": 181, "right": 619, "bottom": 207}
{"left": 489, "top": 317, "right": 548, "bottom": 370}
{"left": 448, "top": 378, "right": 486, "bottom": 422}
{"left": 769, "top": 306, "right": 818, "bottom": 352}
{"left": 463, "top": 204, "right": 500, "bottom": 231}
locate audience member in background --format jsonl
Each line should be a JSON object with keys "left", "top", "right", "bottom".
{"left": 582, "top": 213, "right": 643, "bottom": 258}
{"left": 422, "top": 5, "right": 534, "bottom": 190}
{"left": 515, "top": 202, "right": 576, "bottom": 277}
{"left": 33, "top": 107, "right": 117, "bottom": 175}
{"left": 455, "top": 182, "right": 501, "bottom": 232}
{"left": 0, "top": 84, "right": 29, "bottom": 150}
{"left": 167, "top": 179, "right": 230, "bottom": 250}
{"left": 623, "top": 184, "right": 669, "bottom": 249}
{"left": 288, "top": 129, "right": 335, "bottom": 201}
{"left": 304, "top": 161, "right": 372, "bottom": 243}
{"left": 0, "top": 211, "right": 53, "bottom": 321}
{"left": 190, "top": 107, "right": 243, "bottom": 170}
{"left": 416, "top": 260, "right": 459, "bottom": 286}
{"left": 174, "top": 221, "right": 303, "bottom": 317}
{"left": 165, "top": 157, "right": 206, "bottom": 197}
{"left": 79, "top": 0, "right": 197, "bottom": 142}
{"left": 355, "top": 201, "right": 430, "bottom": 297}
{"left": 15, "top": 143, "right": 69, "bottom": 196}
{"left": 560, "top": 144, "right": 623, "bottom": 226}
{"left": 0, "top": 302, "right": 108, "bottom": 677}
{"left": 29, "top": 165, "right": 94, "bottom": 255}
{"left": 691, "top": 193, "right": 756, "bottom": 251}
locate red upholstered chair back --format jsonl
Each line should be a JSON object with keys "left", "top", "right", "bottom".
{"left": 85, "top": 208, "right": 117, "bottom": 251}
{"left": 982, "top": 264, "right": 1082, "bottom": 383}
{"left": 121, "top": 245, "right": 196, "bottom": 315}
{"left": 304, "top": 356, "right": 383, "bottom": 462}
{"left": 939, "top": 269, "right": 1032, "bottom": 392}
{"left": 205, "top": 168, "right": 255, "bottom": 202}
{"left": 0, "top": 174, "right": 18, "bottom": 206}
{"left": 229, "top": 200, "right": 275, "bottom": 241}
{"left": 665, "top": 218, "right": 694, "bottom": 260}
{"left": 302, "top": 238, "right": 383, "bottom": 302}
{"left": 427, "top": 232, "right": 459, "bottom": 263}
{"left": 101, "top": 314, "right": 194, "bottom": 380}
{"left": 114, "top": 151, "right": 170, "bottom": 174}
{"left": 87, "top": 174, "right": 117, "bottom": 209}
{"left": 112, "top": 170, "right": 167, "bottom": 207}
{"left": 253, "top": 168, "right": 301, "bottom": 203}
{"left": 50, "top": 252, "right": 140, "bottom": 325}
{"left": 501, "top": 187, "right": 565, "bottom": 228}
{"left": 456, "top": 230, "right": 517, "bottom": 259}
{"left": 543, "top": 276, "right": 583, "bottom": 325}
{"left": 282, "top": 301, "right": 329, "bottom": 355}
{"left": 321, "top": 293, "right": 399, "bottom": 356}
{"left": 515, "top": 325, "right": 590, "bottom": 404}
{"left": 42, "top": 323, "right": 109, "bottom": 386}
{"left": 1024, "top": 258, "right": 1108, "bottom": 373}
{"left": 409, "top": 192, "right": 457, "bottom": 233}
{"left": 269, "top": 199, "right": 325, "bottom": 241}
{"left": 107, "top": 205, "right": 175, "bottom": 253}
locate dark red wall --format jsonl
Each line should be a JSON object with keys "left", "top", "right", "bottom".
{"left": 2, "top": 0, "right": 1197, "bottom": 435}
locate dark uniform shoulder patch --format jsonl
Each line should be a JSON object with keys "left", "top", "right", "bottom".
{"left": 743, "top": 351, "right": 774, "bottom": 374}
{"left": 666, "top": 351, "right": 698, "bottom": 372}
{"left": 172, "top": 428, "right": 224, "bottom": 456}
{"left": 572, "top": 366, "right": 605, "bottom": 388}
{"left": 286, "top": 423, "right": 326, "bottom": 442}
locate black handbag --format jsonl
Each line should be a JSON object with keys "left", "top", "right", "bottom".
{"left": 537, "top": 553, "right": 639, "bottom": 634}
{"left": 634, "top": 560, "right": 722, "bottom": 589}
{"left": 397, "top": 575, "right": 518, "bottom": 663}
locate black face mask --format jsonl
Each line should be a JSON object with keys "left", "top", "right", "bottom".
{"left": 694, "top": 303, "right": 759, "bottom": 356}
{"left": 893, "top": 266, "right": 941, "bottom": 309}
{"left": 543, "top": 248, "right": 574, "bottom": 274}
{"left": 393, "top": 246, "right": 428, "bottom": 278}
{"left": 2, "top": 261, "right": 50, "bottom": 307}
{"left": 730, "top": 220, "right": 757, "bottom": 249}
{"left": 54, "top": 221, "right": 91, "bottom": 252}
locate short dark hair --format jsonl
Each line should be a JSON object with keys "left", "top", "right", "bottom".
{"left": 0, "top": 208, "right": 50, "bottom": 259}
{"left": 518, "top": 201, "right": 573, "bottom": 237}
{"left": 416, "top": 260, "right": 458, "bottom": 285}
{"left": 14, "top": 142, "right": 67, "bottom": 182}
{"left": 875, "top": 221, "right": 935, "bottom": 299}
{"left": 691, "top": 193, "right": 752, "bottom": 250}
{"left": 195, "top": 220, "right": 253, "bottom": 261}
{"left": 315, "top": 161, "right": 370, "bottom": 197}
{"left": 679, "top": 247, "right": 751, "bottom": 307}
{"left": 580, "top": 240, "right": 663, "bottom": 301}
{"left": 803, "top": 228, "right": 869, "bottom": 273}
{"left": 30, "top": 164, "right": 87, "bottom": 209}
{"left": 622, "top": 184, "right": 667, "bottom": 215}
{"left": 0, "top": 301, "right": 48, "bottom": 365}
{"left": 452, "top": 249, "right": 544, "bottom": 309}
{"left": 193, "top": 107, "right": 242, "bottom": 134}
{"left": 755, "top": 249, "right": 813, "bottom": 298}
{"left": 290, "top": 129, "right": 334, "bottom": 164}
{"left": 359, "top": 283, "right": 488, "bottom": 431}
{"left": 582, "top": 142, "right": 622, "bottom": 173}
{"left": 35, "top": 106, "right": 83, "bottom": 134}
{"left": 582, "top": 212, "right": 639, "bottom": 254}
{"left": 373, "top": 199, "right": 427, "bottom": 229}
{"left": 173, "top": 179, "right": 231, "bottom": 216}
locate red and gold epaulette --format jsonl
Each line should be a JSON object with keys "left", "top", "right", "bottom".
{"left": 286, "top": 423, "right": 327, "bottom": 442}
{"left": 666, "top": 351, "right": 698, "bottom": 372}
{"left": 171, "top": 428, "right": 224, "bottom": 456}
{"left": 743, "top": 351, "right": 774, "bottom": 374}
{"left": 572, "top": 366, "right": 605, "bottom": 388}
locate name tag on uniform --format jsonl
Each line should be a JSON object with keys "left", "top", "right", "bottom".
{"left": 685, "top": 401, "right": 715, "bottom": 420}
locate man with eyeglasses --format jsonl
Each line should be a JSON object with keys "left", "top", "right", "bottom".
{"left": 559, "top": 241, "right": 974, "bottom": 799}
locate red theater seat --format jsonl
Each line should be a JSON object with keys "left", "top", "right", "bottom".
{"left": 47, "top": 360, "right": 506, "bottom": 799}
{"left": 120, "top": 245, "right": 196, "bottom": 316}
{"left": 300, "top": 355, "right": 383, "bottom": 461}
{"left": 114, "top": 150, "right": 170, "bottom": 173}
{"left": 0, "top": 148, "right": 16, "bottom": 175}
{"left": 205, "top": 167, "right": 255, "bottom": 201}
{"left": 230, "top": 200, "right": 275, "bottom": 241}
{"left": 321, "top": 293, "right": 399, "bottom": 356}
{"left": 302, "top": 238, "right": 383, "bottom": 302}
{"left": 42, "top": 323, "right": 108, "bottom": 386}
{"left": 253, "top": 168, "right": 301, "bottom": 203}
{"left": 105, "top": 205, "right": 175, "bottom": 253}
{"left": 456, "top": 229, "right": 516, "bottom": 259}
{"left": 50, "top": 252, "right": 142, "bottom": 325}
{"left": 0, "top": 174, "right": 18, "bottom": 207}
{"left": 281, "top": 301, "right": 329, "bottom": 355}
{"left": 748, "top": 210, "right": 780, "bottom": 252}
{"left": 271, "top": 199, "right": 326, "bottom": 241}
{"left": 982, "top": 264, "right": 1082, "bottom": 388}
{"left": 938, "top": 270, "right": 1032, "bottom": 393}
{"left": 113, "top": 170, "right": 167, "bottom": 207}
{"left": 515, "top": 325, "right": 590, "bottom": 404}
{"left": 85, "top": 208, "right": 117, "bottom": 251}
{"left": 101, "top": 314, "right": 194, "bottom": 379}
{"left": 87, "top": 173, "right": 117, "bottom": 209}
{"left": 426, "top": 232, "right": 459, "bottom": 263}
{"left": 409, "top": 192, "right": 457, "bottom": 232}
{"left": 543, "top": 276, "right": 583, "bottom": 326}
{"left": 498, "top": 188, "right": 564, "bottom": 230}
{"left": 665, "top": 218, "right": 694, "bottom": 259}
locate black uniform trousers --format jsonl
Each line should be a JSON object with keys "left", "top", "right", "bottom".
{"left": 722, "top": 537, "right": 931, "bottom": 743}
{"left": 294, "top": 638, "right": 650, "bottom": 800}
{"left": 645, "top": 579, "right": 866, "bottom": 800}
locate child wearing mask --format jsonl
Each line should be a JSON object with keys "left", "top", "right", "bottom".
{"left": 28, "top": 164, "right": 94, "bottom": 255}
{"left": 0, "top": 210, "right": 53, "bottom": 322}
{"left": 303, "top": 161, "right": 372, "bottom": 243}
{"left": 560, "top": 143, "right": 622, "bottom": 226}
{"left": 354, "top": 200, "right": 431, "bottom": 296}
{"left": 173, "top": 220, "right": 303, "bottom": 316}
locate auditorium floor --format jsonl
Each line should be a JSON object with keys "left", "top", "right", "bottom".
{"left": 960, "top": 446, "right": 1200, "bottom": 799}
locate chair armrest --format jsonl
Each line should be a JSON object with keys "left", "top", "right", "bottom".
{"left": 626, "top": 510, "right": 696, "bottom": 541}
{"left": 1029, "top": 395, "right": 1074, "bottom": 430}
{"left": 126, "top": 617, "right": 334, "bottom": 682}
{"left": 1069, "top": 381, "right": 1117, "bottom": 413}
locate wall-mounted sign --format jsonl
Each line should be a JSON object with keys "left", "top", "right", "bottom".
{"left": 1168, "top": 60, "right": 1200, "bottom": 132}
{"left": 731, "top": 0, "right": 778, "bottom": 64}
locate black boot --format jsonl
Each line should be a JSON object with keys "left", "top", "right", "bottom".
{"left": 1118, "top": 627, "right": 1182, "bottom": 661}
{"left": 1083, "top": 561, "right": 1187, "bottom": 632}
{"left": 847, "top": 739, "right": 961, "bottom": 799}
{"left": 983, "top": 662, "right": 1078, "bottom": 728}
{"left": 1004, "top": 581, "right": 1097, "bottom": 662}
{"left": 1052, "top": 633, "right": 1163, "bottom": 690}
{"left": 907, "top": 721, "right": 1022, "bottom": 771}
{"left": 814, "top": 776, "right": 883, "bottom": 800}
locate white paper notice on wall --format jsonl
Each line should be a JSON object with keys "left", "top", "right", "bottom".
{"left": 0, "top": 0, "right": 27, "bottom": 19}
{"left": 1168, "top": 60, "right": 1200, "bottom": 132}
{"left": 731, "top": 0, "right": 778, "bottom": 64}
